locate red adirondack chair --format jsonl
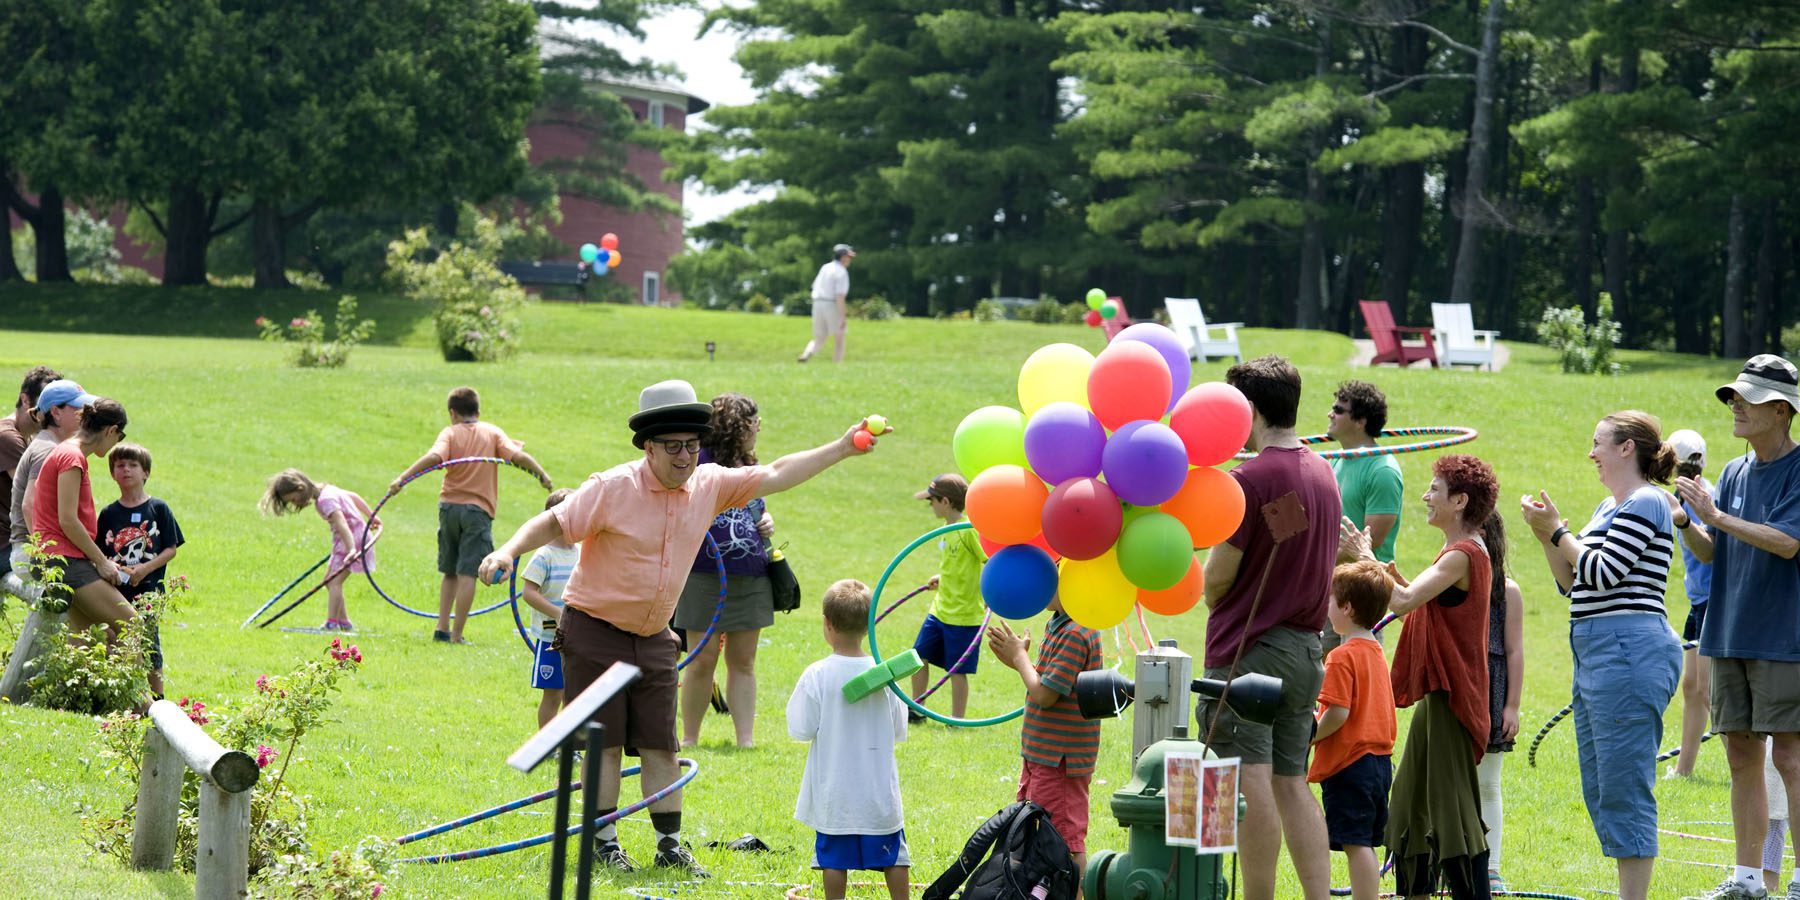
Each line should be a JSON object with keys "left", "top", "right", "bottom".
{"left": 1358, "top": 300, "right": 1438, "bottom": 367}
{"left": 1101, "top": 296, "right": 1134, "bottom": 342}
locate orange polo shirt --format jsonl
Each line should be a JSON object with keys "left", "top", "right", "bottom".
{"left": 554, "top": 458, "right": 768, "bottom": 636}
{"left": 430, "top": 421, "right": 523, "bottom": 517}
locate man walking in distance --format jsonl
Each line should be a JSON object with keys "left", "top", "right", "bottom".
{"left": 798, "top": 243, "right": 854, "bottom": 363}
{"left": 1677, "top": 355, "right": 1800, "bottom": 900}
{"left": 479, "top": 379, "right": 879, "bottom": 877}
{"left": 1199, "top": 355, "right": 1338, "bottom": 900}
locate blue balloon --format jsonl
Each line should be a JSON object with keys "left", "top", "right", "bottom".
{"left": 980, "top": 544, "right": 1059, "bottom": 620}
{"left": 579, "top": 243, "right": 599, "bottom": 263}
{"left": 596, "top": 248, "right": 610, "bottom": 265}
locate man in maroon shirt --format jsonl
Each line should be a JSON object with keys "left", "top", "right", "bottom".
{"left": 1199, "top": 355, "right": 1339, "bottom": 900}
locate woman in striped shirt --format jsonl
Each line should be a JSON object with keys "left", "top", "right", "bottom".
{"left": 1520, "top": 410, "right": 1685, "bottom": 900}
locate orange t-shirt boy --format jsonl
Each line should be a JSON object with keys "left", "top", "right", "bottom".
{"left": 1310, "top": 560, "right": 1397, "bottom": 900}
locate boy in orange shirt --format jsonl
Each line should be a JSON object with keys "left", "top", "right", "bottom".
{"left": 1310, "top": 560, "right": 1397, "bottom": 900}
{"left": 391, "top": 386, "right": 552, "bottom": 643}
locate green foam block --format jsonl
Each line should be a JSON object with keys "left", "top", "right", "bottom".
{"left": 841, "top": 649, "right": 924, "bottom": 703}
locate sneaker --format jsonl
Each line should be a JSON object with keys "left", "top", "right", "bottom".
{"left": 653, "top": 841, "right": 711, "bottom": 878}
{"left": 907, "top": 710, "right": 927, "bottom": 724}
{"left": 1784, "top": 879, "right": 1800, "bottom": 900}
{"left": 1685, "top": 880, "right": 1769, "bottom": 900}
{"left": 594, "top": 841, "right": 637, "bottom": 872}
{"left": 432, "top": 629, "right": 452, "bottom": 642}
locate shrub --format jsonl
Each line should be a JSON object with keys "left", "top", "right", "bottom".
{"left": 972, "top": 299, "right": 1007, "bottom": 323}
{"left": 255, "top": 296, "right": 376, "bottom": 368}
{"left": 744, "top": 293, "right": 773, "bottom": 314}
{"left": 1027, "top": 299, "right": 1064, "bottom": 324}
{"left": 854, "top": 296, "right": 898, "bottom": 320}
{"left": 24, "top": 568, "right": 189, "bottom": 715}
{"left": 1062, "top": 302, "right": 1089, "bottom": 325}
{"left": 784, "top": 294, "right": 813, "bottom": 315}
{"left": 385, "top": 215, "right": 527, "bottom": 362}
{"left": 1537, "top": 292, "right": 1625, "bottom": 375}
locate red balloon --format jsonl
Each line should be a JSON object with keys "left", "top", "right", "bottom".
{"left": 980, "top": 533, "right": 1063, "bottom": 562}
{"left": 1161, "top": 466, "right": 1246, "bottom": 549}
{"left": 600, "top": 232, "right": 620, "bottom": 251}
{"left": 1138, "top": 557, "right": 1202, "bottom": 616}
{"left": 1084, "top": 309, "right": 1102, "bottom": 327}
{"left": 1169, "top": 382, "right": 1254, "bottom": 467}
{"left": 1087, "top": 341, "right": 1172, "bottom": 431}
{"left": 1040, "top": 477, "right": 1124, "bottom": 561}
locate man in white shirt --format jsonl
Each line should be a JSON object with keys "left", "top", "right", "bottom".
{"left": 798, "top": 243, "right": 854, "bottom": 363}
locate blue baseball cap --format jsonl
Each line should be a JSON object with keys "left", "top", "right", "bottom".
{"left": 35, "top": 379, "right": 94, "bottom": 413}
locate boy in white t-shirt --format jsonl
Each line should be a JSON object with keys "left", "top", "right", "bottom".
{"left": 521, "top": 489, "right": 578, "bottom": 727}
{"left": 786, "top": 578, "right": 909, "bottom": 900}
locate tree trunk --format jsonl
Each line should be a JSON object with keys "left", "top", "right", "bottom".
{"left": 1449, "top": 0, "right": 1504, "bottom": 304}
{"left": 1295, "top": 20, "right": 1331, "bottom": 330}
{"left": 29, "top": 188, "right": 71, "bottom": 283}
{"left": 251, "top": 200, "right": 291, "bottom": 290}
{"left": 1246, "top": 239, "right": 1264, "bottom": 327}
{"left": 1751, "top": 197, "right": 1779, "bottom": 354}
{"left": 1603, "top": 49, "right": 1639, "bottom": 344}
{"left": 163, "top": 183, "right": 212, "bottom": 286}
{"left": 1723, "top": 194, "right": 1749, "bottom": 359}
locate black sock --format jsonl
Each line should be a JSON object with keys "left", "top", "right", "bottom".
{"left": 651, "top": 811, "right": 681, "bottom": 849}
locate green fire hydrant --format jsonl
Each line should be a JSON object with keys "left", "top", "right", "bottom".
{"left": 1082, "top": 728, "right": 1238, "bottom": 900}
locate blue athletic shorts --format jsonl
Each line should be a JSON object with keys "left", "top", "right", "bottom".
{"left": 814, "top": 830, "right": 910, "bottom": 871}
{"left": 531, "top": 639, "right": 564, "bottom": 690}
{"left": 912, "top": 615, "right": 981, "bottom": 674}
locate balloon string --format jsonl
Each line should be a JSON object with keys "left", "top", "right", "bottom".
{"left": 1136, "top": 603, "right": 1154, "bottom": 647}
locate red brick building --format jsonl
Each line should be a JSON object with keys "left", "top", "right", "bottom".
{"left": 527, "top": 78, "right": 707, "bottom": 306}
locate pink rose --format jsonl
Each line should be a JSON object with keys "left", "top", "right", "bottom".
{"left": 349, "top": 646, "right": 362, "bottom": 663}
{"left": 370, "top": 884, "right": 384, "bottom": 898}
{"left": 255, "top": 316, "right": 269, "bottom": 327}
{"left": 290, "top": 317, "right": 307, "bottom": 329}
{"left": 256, "top": 675, "right": 271, "bottom": 692}
{"left": 255, "top": 745, "right": 279, "bottom": 768}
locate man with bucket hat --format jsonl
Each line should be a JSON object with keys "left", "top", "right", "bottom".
{"left": 1676, "top": 355, "right": 1800, "bottom": 900}
{"left": 481, "top": 379, "right": 882, "bottom": 878}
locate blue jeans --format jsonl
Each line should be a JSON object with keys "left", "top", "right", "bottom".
{"left": 1569, "top": 614, "right": 1682, "bottom": 858}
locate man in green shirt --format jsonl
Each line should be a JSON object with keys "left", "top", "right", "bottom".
{"left": 910, "top": 473, "right": 988, "bottom": 720}
{"left": 1327, "top": 381, "right": 1403, "bottom": 650}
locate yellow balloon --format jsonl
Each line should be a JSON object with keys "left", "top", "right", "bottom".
{"left": 1018, "top": 343, "right": 1096, "bottom": 417}
{"left": 1057, "top": 549, "right": 1136, "bottom": 630}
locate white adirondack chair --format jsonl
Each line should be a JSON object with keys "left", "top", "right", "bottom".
{"left": 1430, "top": 302, "right": 1500, "bottom": 370}
{"left": 1164, "top": 298, "right": 1243, "bottom": 363}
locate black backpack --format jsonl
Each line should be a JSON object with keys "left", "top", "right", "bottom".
{"left": 921, "top": 801, "right": 1079, "bottom": 900}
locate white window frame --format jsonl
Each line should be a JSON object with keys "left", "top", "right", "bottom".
{"left": 647, "top": 101, "right": 665, "bottom": 128}
{"left": 643, "top": 270, "right": 661, "bottom": 306}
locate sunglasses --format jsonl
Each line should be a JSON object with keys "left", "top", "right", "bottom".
{"left": 1330, "top": 404, "right": 1349, "bottom": 415}
{"left": 655, "top": 438, "right": 702, "bottom": 455}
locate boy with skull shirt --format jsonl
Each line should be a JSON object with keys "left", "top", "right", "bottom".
{"left": 97, "top": 443, "right": 184, "bottom": 695}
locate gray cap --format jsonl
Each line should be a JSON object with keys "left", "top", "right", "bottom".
{"left": 832, "top": 243, "right": 855, "bottom": 259}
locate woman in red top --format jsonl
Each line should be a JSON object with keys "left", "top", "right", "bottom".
{"left": 31, "top": 398, "right": 135, "bottom": 640}
{"left": 1342, "top": 454, "right": 1497, "bottom": 900}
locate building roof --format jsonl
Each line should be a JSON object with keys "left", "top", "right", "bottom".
{"left": 537, "top": 21, "right": 712, "bottom": 114}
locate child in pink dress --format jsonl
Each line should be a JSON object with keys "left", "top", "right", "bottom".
{"left": 261, "top": 469, "right": 379, "bottom": 631}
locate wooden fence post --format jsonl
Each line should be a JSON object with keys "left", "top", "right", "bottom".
{"left": 195, "top": 781, "right": 252, "bottom": 900}
{"left": 139, "top": 699, "right": 260, "bottom": 899}
{"left": 130, "top": 727, "right": 182, "bottom": 871}
{"left": 0, "top": 572, "right": 53, "bottom": 702}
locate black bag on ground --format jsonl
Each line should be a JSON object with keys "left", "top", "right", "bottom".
{"left": 767, "top": 542, "right": 801, "bottom": 613}
{"left": 920, "top": 801, "right": 1079, "bottom": 900}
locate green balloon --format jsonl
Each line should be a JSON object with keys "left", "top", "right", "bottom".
{"left": 952, "top": 405, "right": 1029, "bottom": 479}
{"left": 1085, "top": 288, "right": 1106, "bottom": 310}
{"left": 1099, "top": 301, "right": 1118, "bottom": 320}
{"left": 1116, "top": 512, "right": 1193, "bottom": 591}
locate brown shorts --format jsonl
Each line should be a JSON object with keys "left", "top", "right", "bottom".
{"left": 560, "top": 608, "right": 680, "bottom": 752}
{"left": 1711, "top": 656, "right": 1800, "bottom": 735}
{"left": 58, "top": 557, "right": 106, "bottom": 590}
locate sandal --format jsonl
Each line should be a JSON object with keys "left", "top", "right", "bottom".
{"left": 1488, "top": 871, "right": 1508, "bottom": 893}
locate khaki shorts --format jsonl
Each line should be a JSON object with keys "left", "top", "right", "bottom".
{"left": 1195, "top": 625, "right": 1325, "bottom": 776}
{"left": 560, "top": 608, "right": 680, "bottom": 752}
{"left": 811, "top": 300, "right": 846, "bottom": 341}
{"left": 437, "top": 503, "right": 493, "bottom": 577}
{"left": 1710, "top": 656, "right": 1800, "bottom": 735}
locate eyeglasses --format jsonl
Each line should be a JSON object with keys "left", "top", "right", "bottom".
{"left": 1330, "top": 405, "right": 1348, "bottom": 415}
{"left": 655, "top": 438, "right": 702, "bottom": 455}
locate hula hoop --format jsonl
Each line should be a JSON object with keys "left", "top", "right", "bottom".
{"left": 1233, "top": 426, "right": 1478, "bottom": 461}
{"left": 253, "top": 527, "right": 389, "bottom": 630}
{"left": 913, "top": 607, "right": 993, "bottom": 704}
{"left": 1658, "top": 824, "right": 1793, "bottom": 856}
{"left": 242, "top": 554, "right": 328, "bottom": 628}
{"left": 675, "top": 534, "right": 729, "bottom": 673}
{"left": 1656, "top": 730, "right": 1719, "bottom": 763}
{"left": 397, "top": 758, "right": 698, "bottom": 864}
{"left": 361, "top": 456, "right": 543, "bottom": 620}
{"left": 1528, "top": 640, "right": 1699, "bottom": 767}
{"left": 873, "top": 583, "right": 933, "bottom": 625}
{"left": 869, "top": 521, "right": 1024, "bottom": 729}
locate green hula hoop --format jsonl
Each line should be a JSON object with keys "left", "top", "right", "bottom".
{"left": 868, "top": 520, "right": 1025, "bottom": 729}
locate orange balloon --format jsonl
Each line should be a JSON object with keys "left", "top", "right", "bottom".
{"left": 1160, "top": 466, "right": 1246, "bottom": 549}
{"left": 607, "top": 251, "right": 623, "bottom": 269}
{"left": 1138, "top": 557, "right": 1202, "bottom": 616}
{"left": 965, "top": 465, "right": 1049, "bottom": 545}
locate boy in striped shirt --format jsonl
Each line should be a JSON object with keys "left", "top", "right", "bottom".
{"left": 987, "top": 594, "right": 1105, "bottom": 881}
{"left": 521, "top": 489, "right": 578, "bottom": 727}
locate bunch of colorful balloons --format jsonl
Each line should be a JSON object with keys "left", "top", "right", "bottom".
{"left": 954, "top": 323, "right": 1253, "bottom": 631}
{"left": 577, "top": 233, "right": 623, "bottom": 275}
{"left": 1082, "top": 287, "right": 1122, "bottom": 328}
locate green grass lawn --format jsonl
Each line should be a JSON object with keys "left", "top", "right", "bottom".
{"left": 0, "top": 286, "right": 1757, "bottom": 898}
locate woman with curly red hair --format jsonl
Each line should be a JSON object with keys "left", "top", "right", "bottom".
{"left": 1342, "top": 453, "right": 1497, "bottom": 900}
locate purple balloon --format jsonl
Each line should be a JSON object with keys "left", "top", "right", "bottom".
{"left": 1115, "top": 323, "right": 1192, "bottom": 414}
{"left": 1101, "top": 420, "right": 1190, "bottom": 506}
{"left": 1024, "top": 402, "right": 1107, "bottom": 486}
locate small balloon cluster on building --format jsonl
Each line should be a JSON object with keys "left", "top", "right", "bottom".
{"left": 956, "top": 315, "right": 1252, "bottom": 631}
{"left": 577, "top": 233, "right": 622, "bottom": 276}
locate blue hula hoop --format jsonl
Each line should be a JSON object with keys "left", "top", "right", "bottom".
{"left": 868, "top": 521, "right": 1023, "bottom": 729}
{"left": 362, "top": 456, "right": 543, "bottom": 620}
{"left": 242, "top": 554, "right": 329, "bottom": 628}
{"left": 396, "top": 758, "right": 699, "bottom": 864}
{"left": 1234, "top": 426, "right": 1478, "bottom": 461}
{"left": 1527, "top": 639, "right": 1698, "bottom": 767}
